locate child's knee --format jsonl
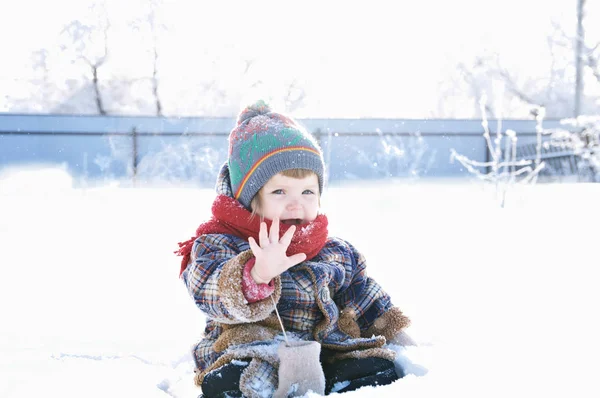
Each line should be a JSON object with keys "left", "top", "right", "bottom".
{"left": 201, "top": 359, "right": 250, "bottom": 398}
{"left": 322, "top": 357, "right": 400, "bottom": 394}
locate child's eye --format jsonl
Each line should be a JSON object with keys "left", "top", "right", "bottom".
{"left": 303, "top": 190, "right": 315, "bottom": 195}
{"left": 272, "top": 189, "right": 284, "bottom": 194}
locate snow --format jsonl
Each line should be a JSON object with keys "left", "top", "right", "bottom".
{"left": 1, "top": 167, "right": 599, "bottom": 397}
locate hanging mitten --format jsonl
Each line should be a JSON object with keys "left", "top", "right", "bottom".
{"left": 273, "top": 340, "right": 325, "bottom": 398}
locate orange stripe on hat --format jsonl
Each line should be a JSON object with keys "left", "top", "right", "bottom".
{"left": 234, "top": 146, "right": 321, "bottom": 200}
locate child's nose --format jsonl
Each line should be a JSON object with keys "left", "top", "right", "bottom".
{"left": 286, "top": 199, "right": 301, "bottom": 210}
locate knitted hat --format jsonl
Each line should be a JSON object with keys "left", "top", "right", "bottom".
{"left": 228, "top": 100, "right": 324, "bottom": 209}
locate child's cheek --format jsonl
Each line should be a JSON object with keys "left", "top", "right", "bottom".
{"left": 263, "top": 199, "right": 283, "bottom": 216}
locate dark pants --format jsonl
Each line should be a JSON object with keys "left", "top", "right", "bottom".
{"left": 200, "top": 353, "right": 402, "bottom": 397}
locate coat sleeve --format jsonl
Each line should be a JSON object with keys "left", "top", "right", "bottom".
{"left": 182, "top": 234, "right": 281, "bottom": 324}
{"left": 331, "top": 239, "right": 411, "bottom": 340}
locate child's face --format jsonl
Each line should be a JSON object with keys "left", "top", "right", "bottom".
{"left": 252, "top": 172, "right": 320, "bottom": 225}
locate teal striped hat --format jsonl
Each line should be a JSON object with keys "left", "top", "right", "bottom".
{"left": 227, "top": 100, "right": 324, "bottom": 209}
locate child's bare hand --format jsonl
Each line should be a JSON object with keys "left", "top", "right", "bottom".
{"left": 248, "top": 217, "right": 307, "bottom": 283}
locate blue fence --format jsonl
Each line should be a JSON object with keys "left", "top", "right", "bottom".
{"left": 0, "top": 114, "right": 571, "bottom": 185}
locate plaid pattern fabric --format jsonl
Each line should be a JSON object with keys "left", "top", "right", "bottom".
{"left": 183, "top": 163, "right": 396, "bottom": 391}
{"left": 215, "top": 162, "right": 234, "bottom": 197}
{"left": 184, "top": 233, "right": 252, "bottom": 322}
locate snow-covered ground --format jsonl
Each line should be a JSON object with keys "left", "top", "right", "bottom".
{"left": 1, "top": 167, "right": 599, "bottom": 397}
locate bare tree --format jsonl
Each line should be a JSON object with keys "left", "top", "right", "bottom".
{"left": 130, "top": 0, "right": 167, "bottom": 116}
{"left": 550, "top": 1, "right": 600, "bottom": 113}
{"left": 457, "top": 61, "right": 496, "bottom": 118}
{"left": 457, "top": 1, "right": 599, "bottom": 120}
{"left": 60, "top": 2, "right": 111, "bottom": 115}
{"left": 585, "top": 44, "right": 600, "bottom": 84}
{"left": 575, "top": 0, "right": 586, "bottom": 117}
{"left": 18, "top": 49, "right": 57, "bottom": 112}
{"left": 149, "top": 6, "right": 162, "bottom": 117}
{"left": 450, "top": 96, "right": 546, "bottom": 208}
{"left": 457, "top": 51, "right": 575, "bottom": 119}
{"left": 30, "top": 49, "right": 51, "bottom": 104}
{"left": 4, "top": 47, "right": 66, "bottom": 113}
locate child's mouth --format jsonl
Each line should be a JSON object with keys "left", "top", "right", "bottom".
{"left": 281, "top": 218, "right": 303, "bottom": 225}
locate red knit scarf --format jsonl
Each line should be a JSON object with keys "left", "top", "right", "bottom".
{"left": 175, "top": 195, "right": 329, "bottom": 276}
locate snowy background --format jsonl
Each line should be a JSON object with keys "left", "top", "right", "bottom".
{"left": 1, "top": 0, "right": 600, "bottom": 396}
{"left": 1, "top": 167, "right": 599, "bottom": 397}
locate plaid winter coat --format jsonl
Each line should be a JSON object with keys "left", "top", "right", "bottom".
{"left": 182, "top": 164, "right": 410, "bottom": 397}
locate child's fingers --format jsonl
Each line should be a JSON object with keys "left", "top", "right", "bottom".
{"left": 259, "top": 222, "right": 268, "bottom": 247}
{"left": 248, "top": 236, "right": 260, "bottom": 253}
{"left": 280, "top": 224, "right": 296, "bottom": 246}
{"left": 269, "top": 217, "right": 280, "bottom": 244}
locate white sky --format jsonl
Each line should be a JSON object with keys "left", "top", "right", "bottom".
{"left": 0, "top": 167, "right": 599, "bottom": 397}
{"left": 0, "top": 0, "right": 587, "bottom": 117}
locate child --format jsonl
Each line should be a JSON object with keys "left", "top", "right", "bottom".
{"left": 176, "top": 100, "right": 415, "bottom": 397}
